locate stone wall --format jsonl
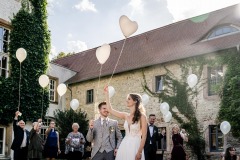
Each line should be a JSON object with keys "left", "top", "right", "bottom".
{"left": 67, "top": 53, "right": 237, "bottom": 155}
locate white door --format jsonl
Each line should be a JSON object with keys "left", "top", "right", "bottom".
{"left": 0, "top": 127, "right": 6, "bottom": 156}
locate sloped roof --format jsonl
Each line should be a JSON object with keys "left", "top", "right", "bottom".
{"left": 53, "top": 4, "right": 240, "bottom": 84}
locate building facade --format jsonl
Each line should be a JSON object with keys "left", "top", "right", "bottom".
{"left": 53, "top": 4, "right": 240, "bottom": 159}
{"left": 0, "top": 0, "right": 21, "bottom": 159}
{"left": 0, "top": 1, "right": 76, "bottom": 159}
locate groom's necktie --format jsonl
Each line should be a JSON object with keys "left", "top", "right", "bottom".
{"left": 103, "top": 119, "right": 107, "bottom": 128}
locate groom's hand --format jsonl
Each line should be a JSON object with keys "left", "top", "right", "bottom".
{"left": 114, "top": 149, "right": 118, "bottom": 156}
{"left": 89, "top": 120, "right": 94, "bottom": 129}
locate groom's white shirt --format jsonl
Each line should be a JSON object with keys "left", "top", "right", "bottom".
{"left": 148, "top": 123, "right": 154, "bottom": 144}
{"left": 101, "top": 117, "right": 109, "bottom": 125}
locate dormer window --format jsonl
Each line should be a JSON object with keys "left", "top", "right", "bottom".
{"left": 207, "top": 25, "right": 239, "bottom": 40}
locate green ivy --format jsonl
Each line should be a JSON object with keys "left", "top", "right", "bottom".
{"left": 142, "top": 48, "right": 240, "bottom": 158}
{"left": 0, "top": 0, "right": 50, "bottom": 125}
{"left": 218, "top": 49, "right": 240, "bottom": 137}
{"left": 54, "top": 109, "right": 89, "bottom": 140}
{"left": 142, "top": 56, "right": 215, "bottom": 160}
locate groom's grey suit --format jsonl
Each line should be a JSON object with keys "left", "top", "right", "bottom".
{"left": 86, "top": 117, "right": 122, "bottom": 160}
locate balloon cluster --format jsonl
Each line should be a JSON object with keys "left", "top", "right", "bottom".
{"left": 160, "top": 102, "right": 172, "bottom": 122}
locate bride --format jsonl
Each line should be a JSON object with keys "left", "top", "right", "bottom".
{"left": 104, "top": 86, "right": 147, "bottom": 160}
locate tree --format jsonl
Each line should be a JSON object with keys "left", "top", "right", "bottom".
{"left": 54, "top": 109, "right": 89, "bottom": 140}
{"left": 52, "top": 52, "right": 75, "bottom": 60}
{"left": 0, "top": 0, "right": 50, "bottom": 125}
{"left": 218, "top": 49, "right": 240, "bottom": 137}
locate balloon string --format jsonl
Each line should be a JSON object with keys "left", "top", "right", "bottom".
{"left": 96, "top": 64, "right": 102, "bottom": 103}
{"left": 108, "top": 38, "right": 127, "bottom": 85}
{"left": 41, "top": 89, "right": 44, "bottom": 119}
{"left": 18, "top": 63, "right": 22, "bottom": 111}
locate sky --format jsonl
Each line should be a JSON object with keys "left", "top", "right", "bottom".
{"left": 47, "top": 0, "right": 240, "bottom": 59}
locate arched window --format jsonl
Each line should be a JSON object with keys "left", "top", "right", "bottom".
{"left": 207, "top": 25, "right": 239, "bottom": 39}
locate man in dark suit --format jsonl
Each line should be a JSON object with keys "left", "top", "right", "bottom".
{"left": 144, "top": 114, "right": 160, "bottom": 160}
{"left": 11, "top": 111, "right": 30, "bottom": 160}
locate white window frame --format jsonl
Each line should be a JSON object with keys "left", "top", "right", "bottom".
{"left": 0, "top": 54, "right": 9, "bottom": 78}
{"left": 0, "top": 127, "right": 6, "bottom": 156}
{"left": 49, "top": 79, "right": 57, "bottom": 102}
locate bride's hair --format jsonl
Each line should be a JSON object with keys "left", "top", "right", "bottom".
{"left": 129, "top": 93, "right": 146, "bottom": 124}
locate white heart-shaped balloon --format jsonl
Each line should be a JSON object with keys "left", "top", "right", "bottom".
{"left": 119, "top": 15, "right": 138, "bottom": 38}
{"left": 108, "top": 86, "right": 115, "bottom": 98}
{"left": 57, "top": 83, "right": 67, "bottom": 96}
{"left": 160, "top": 102, "right": 170, "bottom": 115}
{"left": 96, "top": 44, "right": 111, "bottom": 64}
{"left": 220, "top": 121, "right": 231, "bottom": 135}
{"left": 16, "top": 48, "right": 27, "bottom": 63}
{"left": 38, "top": 74, "right": 49, "bottom": 88}
{"left": 187, "top": 74, "right": 198, "bottom": 88}
{"left": 142, "top": 94, "right": 149, "bottom": 106}
{"left": 70, "top": 99, "right": 79, "bottom": 111}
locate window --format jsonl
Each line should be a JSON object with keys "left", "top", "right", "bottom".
{"left": 207, "top": 25, "right": 239, "bottom": 40}
{"left": 40, "top": 118, "right": 53, "bottom": 140}
{"left": 155, "top": 76, "right": 164, "bottom": 92}
{"left": 0, "top": 127, "right": 6, "bottom": 156}
{"left": 208, "top": 66, "right": 223, "bottom": 96}
{"left": 0, "top": 27, "right": 10, "bottom": 53}
{"left": 209, "top": 125, "right": 223, "bottom": 152}
{"left": 0, "top": 27, "right": 10, "bottom": 78}
{"left": 0, "top": 55, "right": 9, "bottom": 78}
{"left": 86, "top": 89, "right": 94, "bottom": 104}
{"left": 157, "top": 127, "right": 167, "bottom": 150}
{"left": 49, "top": 79, "right": 57, "bottom": 102}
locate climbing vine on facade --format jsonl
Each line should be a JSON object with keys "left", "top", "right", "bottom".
{"left": 0, "top": 0, "right": 50, "bottom": 125}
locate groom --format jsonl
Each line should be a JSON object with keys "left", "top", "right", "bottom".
{"left": 86, "top": 102, "right": 122, "bottom": 160}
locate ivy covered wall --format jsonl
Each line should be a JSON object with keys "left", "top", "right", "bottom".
{"left": 0, "top": 0, "right": 50, "bottom": 125}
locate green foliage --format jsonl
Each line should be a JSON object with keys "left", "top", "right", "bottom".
{"left": 142, "top": 57, "right": 208, "bottom": 159}
{"left": 218, "top": 49, "right": 240, "bottom": 137}
{"left": 52, "top": 52, "right": 75, "bottom": 60}
{"left": 54, "top": 109, "right": 89, "bottom": 140}
{"left": 0, "top": 0, "right": 50, "bottom": 125}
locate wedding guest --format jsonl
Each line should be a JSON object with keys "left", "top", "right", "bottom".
{"left": 171, "top": 124, "right": 188, "bottom": 160}
{"left": 28, "top": 119, "right": 44, "bottom": 160}
{"left": 65, "top": 123, "right": 86, "bottom": 160}
{"left": 44, "top": 120, "right": 60, "bottom": 160}
{"left": 11, "top": 111, "right": 29, "bottom": 160}
{"left": 144, "top": 114, "right": 160, "bottom": 160}
{"left": 160, "top": 128, "right": 167, "bottom": 150}
{"left": 86, "top": 101, "right": 122, "bottom": 160}
{"left": 222, "top": 147, "right": 239, "bottom": 160}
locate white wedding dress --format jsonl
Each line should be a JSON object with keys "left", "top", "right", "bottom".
{"left": 115, "top": 120, "right": 145, "bottom": 160}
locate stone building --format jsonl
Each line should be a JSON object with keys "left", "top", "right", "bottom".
{"left": 53, "top": 4, "right": 240, "bottom": 159}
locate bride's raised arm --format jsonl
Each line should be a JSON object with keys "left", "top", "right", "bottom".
{"left": 104, "top": 86, "right": 128, "bottom": 119}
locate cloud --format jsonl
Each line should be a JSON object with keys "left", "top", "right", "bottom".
{"left": 47, "top": 0, "right": 61, "bottom": 15}
{"left": 128, "top": 0, "right": 144, "bottom": 14}
{"left": 67, "top": 40, "right": 88, "bottom": 53}
{"left": 74, "top": 0, "right": 97, "bottom": 12}
{"left": 166, "top": 0, "right": 240, "bottom": 22}
{"left": 49, "top": 45, "right": 57, "bottom": 60}
{"left": 67, "top": 33, "right": 73, "bottom": 39}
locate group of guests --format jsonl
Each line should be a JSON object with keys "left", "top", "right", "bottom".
{"left": 11, "top": 86, "right": 239, "bottom": 160}
{"left": 11, "top": 111, "right": 60, "bottom": 160}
